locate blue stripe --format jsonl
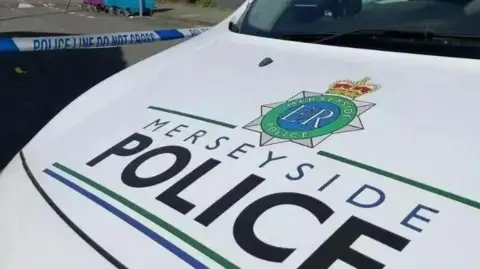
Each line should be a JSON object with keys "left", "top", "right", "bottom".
{"left": 0, "top": 27, "right": 210, "bottom": 52}
{"left": 43, "top": 168, "right": 209, "bottom": 269}
{"left": 154, "top": 29, "right": 185, "bottom": 40}
{"left": 0, "top": 38, "right": 19, "bottom": 52}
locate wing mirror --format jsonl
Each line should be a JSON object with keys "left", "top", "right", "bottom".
{"left": 229, "top": 21, "right": 240, "bottom": 33}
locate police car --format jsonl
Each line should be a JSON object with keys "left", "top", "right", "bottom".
{"left": 1, "top": 0, "right": 479, "bottom": 268}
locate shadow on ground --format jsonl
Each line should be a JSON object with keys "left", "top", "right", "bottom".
{"left": 154, "top": 7, "right": 173, "bottom": 13}
{"left": 129, "top": 7, "right": 172, "bottom": 16}
{"left": 0, "top": 32, "right": 127, "bottom": 170}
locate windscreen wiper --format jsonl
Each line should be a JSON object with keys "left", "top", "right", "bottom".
{"left": 282, "top": 29, "right": 480, "bottom": 44}
{"left": 315, "top": 29, "right": 437, "bottom": 43}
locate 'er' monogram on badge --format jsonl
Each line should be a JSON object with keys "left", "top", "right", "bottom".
{"left": 244, "top": 77, "right": 380, "bottom": 148}
{"left": 280, "top": 104, "right": 336, "bottom": 129}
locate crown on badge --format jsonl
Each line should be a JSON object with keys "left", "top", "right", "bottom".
{"left": 326, "top": 77, "right": 380, "bottom": 99}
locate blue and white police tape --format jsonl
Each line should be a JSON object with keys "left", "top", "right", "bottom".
{"left": 0, "top": 27, "right": 211, "bottom": 52}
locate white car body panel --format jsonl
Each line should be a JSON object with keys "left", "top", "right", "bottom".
{"left": 1, "top": 0, "right": 479, "bottom": 268}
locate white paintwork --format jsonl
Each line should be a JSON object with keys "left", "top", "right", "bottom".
{"left": 17, "top": 3, "right": 34, "bottom": 8}
{"left": 1, "top": 1, "right": 480, "bottom": 268}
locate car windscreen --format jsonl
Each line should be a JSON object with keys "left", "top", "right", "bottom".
{"left": 236, "top": 0, "right": 480, "bottom": 39}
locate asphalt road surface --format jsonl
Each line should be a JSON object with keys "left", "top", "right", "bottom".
{"left": 0, "top": 0, "right": 204, "bottom": 169}
{"left": 215, "top": 0, "right": 243, "bottom": 8}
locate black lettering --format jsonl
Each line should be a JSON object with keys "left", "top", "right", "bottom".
{"left": 143, "top": 118, "right": 170, "bottom": 131}
{"left": 183, "top": 130, "right": 207, "bottom": 144}
{"left": 206, "top": 136, "right": 229, "bottom": 150}
{"left": 97, "top": 36, "right": 103, "bottom": 47}
{"left": 401, "top": 204, "right": 439, "bottom": 233}
{"left": 111, "top": 35, "right": 118, "bottom": 46}
{"left": 165, "top": 124, "right": 189, "bottom": 137}
{"left": 195, "top": 174, "right": 265, "bottom": 226}
{"left": 318, "top": 174, "right": 340, "bottom": 191}
{"left": 121, "top": 146, "right": 191, "bottom": 188}
{"left": 258, "top": 151, "right": 287, "bottom": 168}
{"left": 286, "top": 163, "right": 314, "bottom": 180}
{"left": 233, "top": 193, "right": 334, "bottom": 263}
{"left": 87, "top": 133, "right": 152, "bottom": 167}
{"left": 227, "top": 143, "right": 255, "bottom": 160}
{"left": 117, "top": 35, "right": 124, "bottom": 45}
{"left": 41, "top": 39, "right": 48, "bottom": 50}
{"left": 347, "top": 184, "right": 386, "bottom": 208}
{"left": 58, "top": 38, "right": 65, "bottom": 49}
{"left": 299, "top": 216, "right": 410, "bottom": 269}
{"left": 156, "top": 158, "right": 221, "bottom": 214}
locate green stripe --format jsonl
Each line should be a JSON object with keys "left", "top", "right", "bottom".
{"left": 148, "top": 106, "right": 237, "bottom": 129}
{"left": 53, "top": 163, "right": 240, "bottom": 269}
{"left": 318, "top": 151, "right": 480, "bottom": 210}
